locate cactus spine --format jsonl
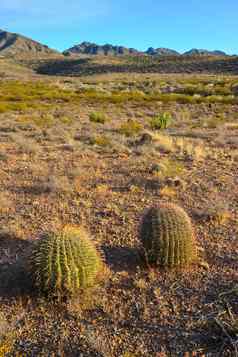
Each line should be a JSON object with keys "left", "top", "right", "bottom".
{"left": 30, "top": 226, "right": 103, "bottom": 296}
{"left": 140, "top": 203, "right": 196, "bottom": 267}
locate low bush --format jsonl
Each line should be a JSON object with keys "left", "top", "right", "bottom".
{"left": 150, "top": 112, "right": 172, "bottom": 130}
{"left": 89, "top": 111, "right": 108, "bottom": 124}
{"left": 89, "top": 135, "right": 111, "bottom": 147}
{"left": 118, "top": 120, "right": 143, "bottom": 137}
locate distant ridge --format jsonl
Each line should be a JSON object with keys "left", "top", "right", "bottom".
{"left": 145, "top": 47, "right": 180, "bottom": 56}
{"left": 183, "top": 48, "right": 227, "bottom": 56}
{"left": 63, "top": 42, "right": 140, "bottom": 56}
{"left": 0, "top": 29, "right": 59, "bottom": 57}
{"left": 64, "top": 41, "right": 230, "bottom": 57}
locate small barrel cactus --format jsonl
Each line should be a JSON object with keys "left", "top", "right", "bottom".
{"left": 140, "top": 203, "right": 196, "bottom": 267}
{"left": 30, "top": 226, "right": 103, "bottom": 296}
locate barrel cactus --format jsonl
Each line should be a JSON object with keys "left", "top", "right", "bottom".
{"left": 30, "top": 226, "right": 103, "bottom": 296}
{"left": 140, "top": 203, "right": 196, "bottom": 267}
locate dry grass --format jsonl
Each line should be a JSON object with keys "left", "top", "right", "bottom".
{"left": 152, "top": 132, "right": 175, "bottom": 153}
{"left": 118, "top": 119, "right": 143, "bottom": 137}
{"left": 0, "top": 69, "right": 237, "bottom": 356}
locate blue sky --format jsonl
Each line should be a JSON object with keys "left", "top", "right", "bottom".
{"left": 1, "top": 0, "right": 237, "bottom": 54}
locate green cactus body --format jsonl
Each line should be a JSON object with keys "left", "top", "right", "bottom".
{"left": 30, "top": 226, "right": 103, "bottom": 296}
{"left": 140, "top": 203, "right": 196, "bottom": 267}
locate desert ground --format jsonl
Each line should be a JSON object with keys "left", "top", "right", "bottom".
{"left": 0, "top": 56, "right": 237, "bottom": 356}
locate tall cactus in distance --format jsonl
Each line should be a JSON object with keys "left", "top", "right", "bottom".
{"left": 140, "top": 203, "right": 196, "bottom": 268}
{"left": 30, "top": 226, "right": 103, "bottom": 296}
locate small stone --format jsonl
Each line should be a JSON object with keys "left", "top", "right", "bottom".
{"left": 138, "top": 132, "right": 153, "bottom": 145}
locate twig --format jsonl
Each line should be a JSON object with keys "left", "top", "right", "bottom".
{"left": 214, "top": 317, "right": 238, "bottom": 355}
{"left": 219, "top": 285, "right": 238, "bottom": 298}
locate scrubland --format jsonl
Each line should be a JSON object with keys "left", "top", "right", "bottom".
{"left": 0, "top": 58, "right": 237, "bottom": 356}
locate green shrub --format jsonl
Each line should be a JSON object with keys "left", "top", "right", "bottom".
{"left": 89, "top": 111, "right": 107, "bottom": 124}
{"left": 30, "top": 226, "right": 103, "bottom": 297}
{"left": 150, "top": 112, "right": 172, "bottom": 130}
{"left": 140, "top": 203, "right": 196, "bottom": 267}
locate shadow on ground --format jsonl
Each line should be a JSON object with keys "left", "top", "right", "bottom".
{"left": 0, "top": 233, "right": 34, "bottom": 298}
{"left": 102, "top": 245, "right": 141, "bottom": 272}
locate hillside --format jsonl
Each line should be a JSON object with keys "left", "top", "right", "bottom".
{"left": 27, "top": 54, "right": 238, "bottom": 76}
{"left": 0, "top": 56, "right": 35, "bottom": 80}
{"left": 0, "top": 29, "right": 59, "bottom": 58}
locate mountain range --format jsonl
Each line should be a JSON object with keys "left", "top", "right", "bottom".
{"left": 0, "top": 29, "right": 232, "bottom": 58}
{"left": 63, "top": 42, "right": 139, "bottom": 56}
{"left": 63, "top": 43, "right": 228, "bottom": 57}
{"left": 0, "top": 29, "right": 58, "bottom": 56}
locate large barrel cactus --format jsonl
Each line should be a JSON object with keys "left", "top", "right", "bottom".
{"left": 140, "top": 203, "right": 196, "bottom": 267}
{"left": 30, "top": 226, "right": 103, "bottom": 296}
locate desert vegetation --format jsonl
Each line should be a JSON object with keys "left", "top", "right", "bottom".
{"left": 0, "top": 57, "right": 237, "bottom": 356}
{"left": 22, "top": 54, "right": 238, "bottom": 76}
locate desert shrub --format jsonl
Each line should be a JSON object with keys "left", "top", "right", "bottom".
{"left": 8, "top": 102, "right": 29, "bottom": 111}
{"left": 150, "top": 112, "right": 172, "bottom": 130}
{"left": 159, "top": 93, "right": 198, "bottom": 104}
{"left": 118, "top": 120, "right": 143, "bottom": 137}
{"left": 89, "top": 135, "right": 111, "bottom": 147}
{"left": 214, "top": 86, "right": 231, "bottom": 96}
{"left": 36, "top": 175, "right": 73, "bottom": 195}
{"left": 0, "top": 102, "right": 30, "bottom": 113}
{"left": 29, "top": 226, "right": 103, "bottom": 297}
{"left": 128, "top": 90, "right": 146, "bottom": 100}
{"left": 0, "top": 80, "right": 76, "bottom": 114}
{"left": 0, "top": 103, "right": 9, "bottom": 113}
{"left": 60, "top": 116, "right": 74, "bottom": 125}
{"left": 32, "top": 114, "right": 55, "bottom": 128}
{"left": 151, "top": 133, "right": 175, "bottom": 153}
{"left": 152, "top": 157, "right": 184, "bottom": 179}
{"left": 12, "top": 135, "right": 40, "bottom": 155}
{"left": 202, "top": 202, "right": 231, "bottom": 225}
{"left": 140, "top": 203, "right": 196, "bottom": 267}
{"left": 89, "top": 111, "right": 107, "bottom": 124}
{"left": 204, "top": 114, "right": 226, "bottom": 129}
{"left": 206, "top": 95, "right": 237, "bottom": 105}
{"left": 19, "top": 113, "right": 56, "bottom": 128}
